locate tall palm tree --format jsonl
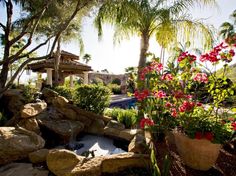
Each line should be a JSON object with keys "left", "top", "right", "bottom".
{"left": 95, "top": 0, "right": 216, "bottom": 89}
{"left": 219, "top": 10, "right": 236, "bottom": 44}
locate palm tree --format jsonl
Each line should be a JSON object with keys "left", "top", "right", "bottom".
{"left": 219, "top": 10, "right": 236, "bottom": 44}
{"left": 95, "top": 0, "right": 216, "bottom": 89}
{"left": 82, "top": 53, "right": 92, "bottom": 64}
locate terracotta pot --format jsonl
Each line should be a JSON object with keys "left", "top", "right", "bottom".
{"left": 174, "top": 132, "right": 221, "bottom": 171}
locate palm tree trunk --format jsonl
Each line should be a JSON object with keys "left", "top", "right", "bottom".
{"left": 137, "top": 33, "right": 150, "bottom": 90}
{"left": 54, "top": 37, "right": 61, "bottom": 86}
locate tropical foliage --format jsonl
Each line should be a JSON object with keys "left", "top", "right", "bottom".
{"left": 0, "top": 0, "right": 99, "bottom": 97}
{"left": 136, "top": 42, "right": 236, "bottom": 144}
{"left": 95, "top": 0, "right": 216, "bottom": 89}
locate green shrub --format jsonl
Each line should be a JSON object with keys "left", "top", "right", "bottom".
{"left": 104, "top": 108, "right": 138, "bottom": 128}
{"left": 104, "top": 108, "right": 121, "bottom": 120}
{"left": 111, "top": 78, "right": 121, "bottom": 85}
{"left": 91, "top": 77, "right": 104, "bottom": 85}
{"left": 21, "top": 85, "right": 38, "bottom": 103}
{"left": 52, "top": 86, "right": 74, "bottom": 100}
{"left": 74, "top": 85, "right": 111, "bottom": 114}
{"left": 107, "top": 84, "right": 122, "bottom": 94}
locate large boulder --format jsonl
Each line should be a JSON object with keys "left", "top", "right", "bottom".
{"left": 85, "top": 118, "right": 105, "bottom": 135}
{"left": 106, "top": 120, "right": 125, "bottom": 130}
{"left": 38, "top": 119, "right": 84, "bottom": 143}
{"left": 21, "top": 102, "right": 47, "bottom": 118}
{"left": 1, "top": 89, "right": 25, "bottom": 116}
{"left": 18, "top": 117, "right": 41, "bottom": 134}
{"left": 119, "top": 129, "right": 143, "bottom": 141}
{"left": 47, "top": 150, "right": 149, "bottom": 176}
{"left": 29, "top": 149, "right": 49, "bottom": 164}
{"left": 47, "top": 149, "right": 85, "bottom": 176}
{"left": 0, "top": 127, "right": 45, "bottom": 165}
{"left": 0, "top": 163, "right": 49, "bottom": 176}
{"left": 104, "top": 120, "right": 125, "bottom": 138}
{"left": 41, "top": 88, "right": 58, "bottom": 104}
{"left": 52, "top": 95, "right": 69, "bottom": 108}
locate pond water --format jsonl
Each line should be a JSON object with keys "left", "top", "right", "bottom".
{"left": 67, "top": 134, "right": 127, "bottom": 157}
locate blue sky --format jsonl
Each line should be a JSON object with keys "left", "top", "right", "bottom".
{"left": 1, "top": 0, "right": 236, "bottom": 83}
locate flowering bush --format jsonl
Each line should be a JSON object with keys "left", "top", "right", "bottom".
{"left": 135, "top": 42, "right": 236, "bottom": 144}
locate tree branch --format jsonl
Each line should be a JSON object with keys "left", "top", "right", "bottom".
{"left": 49, "top": 0, "right": 91, "bottom": 54}
{"left": 18, "top": 36, "right": 53, "bottom": 59}
{"left": 0, "top": 23, "right": 6, "bottom": 31}
{"left": 9, "top": 1, "right": 52, "bottom": 46}
{"left": 3, "top": 54, "right": 50, "bottom": 92}
{"left": 8, "top": 5, "right": 48, "bottom": 61}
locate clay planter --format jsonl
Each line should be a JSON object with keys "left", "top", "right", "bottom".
{"left": 174, "top": 132, "right": 221, "bottom": 171}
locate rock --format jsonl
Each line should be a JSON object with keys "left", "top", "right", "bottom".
{"left": 38, "top": 119, "right": 84, "bottom": 143}
{"left": 52, "top": 96, "right": 69, "bottom": 107}
{"left": 41, "top": 88, "right": 58, "bottom": 104}
{"left": 102, "top": 116, "right": 112, "bottom": 124}
{"left": 47, "top": 149, "right": 84, "bottom": 176}
{"left": 18, "top": 117, "right": 41, "bottom": 134}
{"left": 0, "top": 163, "right": 49, "bottom": 176}
{"left": 21, "top": 102, "right": 47, "bottom": 118}
{"left": 106, "top": 120, "right": 125, "bottom": 130}
{"left": 57, "top": 107, "right": 78, "bottom": 121}
{"left": 101, "top": 153, "right": 150, "bottom": 173}
{"left": 29, "top": 149, "right": 49, "bottom": 164}
{"left": 104, "top": 120, "right": 126, "bottom": 138}
{"left": 1, "top": 89, "right": 25, "bottom": 116}
{"left": 119, "top": 129, "right": 143, "bottom": 141}
{"left": 128, "top": 134, "right": 147, "bottom": 154}
{"left": 85, "top": 118, "right": 105, "bottom": 135}
{"left": 47, "top": 150, "right": 149, "bottom": 176}
{"left": 36, "top": 107, "right": 64, "bottom": 120}
{"left": 0, "top": 127, "right": 45, "bottom": 165}
{"left": 104, "top": 126, "right": 120, "bottom": 138}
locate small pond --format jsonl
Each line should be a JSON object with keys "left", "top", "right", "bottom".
{"left": 65, "top": 134, "right": 128, "bottom": 157}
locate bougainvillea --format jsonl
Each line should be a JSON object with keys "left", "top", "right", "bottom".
{"left": 135, "top": 42, "right": 236, "bottom": 143}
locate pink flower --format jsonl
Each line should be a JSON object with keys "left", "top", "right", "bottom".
{"left": 161, "top": 73, "right": 173, "bottom": 81}
{"left": 154, "top": 90, "right": 166, "bottom": 99}
{"left": 140, "top": 118, "right": 154, "bottom": 129}
{"left": 193, "top": 73, "right": 208, "bottom": 83}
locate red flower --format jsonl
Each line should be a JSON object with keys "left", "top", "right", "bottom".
{"left": 134, "top": 89, "right": 149, "bottom": 101}
{"left": 231, "top": 122, "right": 236, "bottom": 131}
{"left": 195, "top": 132, "right": 203, "bottom": 139}
{"left": 173, "top": 90, "right": 185, "bottom": 99}
{"left": 154, "top": 90, "right": 166, "bottom": 99}
{"left": 171, "top": 108, "right": 177, "bottom": 118}
{"left": 204, "top": 132, "right": 214, "bottom": 141}
{"left": 178, "top": 101, "right": 195, "bottom": 112}
{"left": 196, "top": 102, "right": 202, "bottom": 106}
{"left": 177, "top": 52, "right": 196, "bottom": 63}
{"left": 165, "top": 102, "right": 172, "bottom": 108}
{"left": 140, "top": 118, "right": 154, "bottom": 129}
{"left": 161, "top": 73, "right": 173, "bottom": 81}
